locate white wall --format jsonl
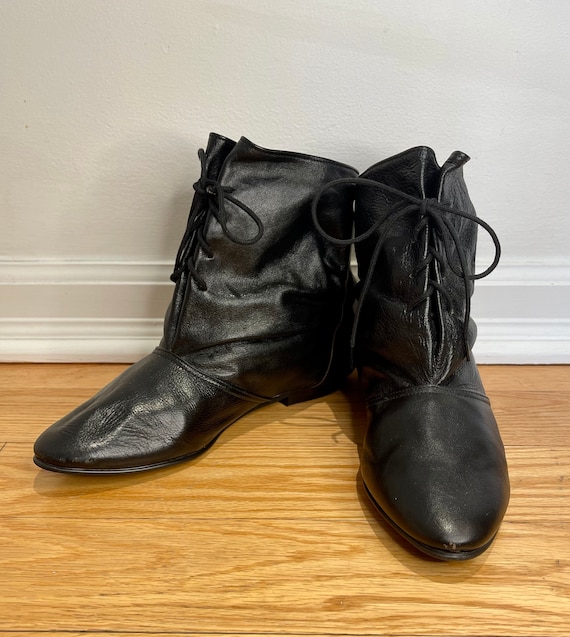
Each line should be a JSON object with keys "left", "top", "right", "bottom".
{"left": 1, "top": 0, "right": 569, "bottom": 362}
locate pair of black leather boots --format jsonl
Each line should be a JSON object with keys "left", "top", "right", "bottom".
{"left": 33, "top": 133, "right": 510, "bottom": 561}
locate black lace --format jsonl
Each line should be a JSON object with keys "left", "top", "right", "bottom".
{"left": 311, "top": 177, "right": 501, "bottom": 365}
{"left": 170, "top": 148, "right": 264, "bottom": 289}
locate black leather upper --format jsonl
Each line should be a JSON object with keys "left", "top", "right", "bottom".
{"left": 33, "top": 134, "right": 358, "bottom": 473}
{"left": 355, "top": 147, "right": 480, "bottom": 390}
{"left": 355, "top": 147, "right": 510, "bottom": 558}
{"left": 162, "top": 135, "right": 358, "bottom": 397}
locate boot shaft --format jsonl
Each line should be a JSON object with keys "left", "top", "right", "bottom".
{"left": 162, "top": 134, "right": 358, "bottom": 394}
{"left": 354, "top": 147, "right": 489, "bottom": 387}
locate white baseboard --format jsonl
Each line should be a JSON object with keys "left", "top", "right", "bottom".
{"left": 0, "top": 318, "right": 162, "bottom": 363}
{"left": 1, "top": 260, "right": 569, "bottom": 363}
{"left": 473, "top": 318, "right": 570, "bottom": 364}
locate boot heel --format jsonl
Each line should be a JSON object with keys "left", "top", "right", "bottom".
{"left": 279, "top": 379, "right": 343, "bottom": 406}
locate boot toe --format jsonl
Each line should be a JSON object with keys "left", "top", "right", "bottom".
{"left": 33, "top": 350, "right": 260, "bottom": 473}
{"left": 361, "top": 389, "right": 510, "bottom": 559}
{"left": 363, "top": 473, "right": 504, "bottom": 560}
{"left": 33, "top": 402, "right": 186, "bottom": 473}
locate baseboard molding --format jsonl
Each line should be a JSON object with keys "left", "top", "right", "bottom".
{"left": 0, "top": 318, "right": 162, "bottom": 363}
{"left": 1, "top": 260, "right": 569, "bottom": 363}
{"left": 473, "top": 318, "right": 570, "bottom": 364}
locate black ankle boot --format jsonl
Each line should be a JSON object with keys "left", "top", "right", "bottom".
{"left": 313, "top": 147, "right": 509, "bottom": 560}
{"left": 34, "top": 133, "right": 357, "bottom": 474}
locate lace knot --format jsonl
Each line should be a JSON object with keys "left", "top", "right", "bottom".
{"left": 418, "top": 197, "right": 433, "bottom": 217}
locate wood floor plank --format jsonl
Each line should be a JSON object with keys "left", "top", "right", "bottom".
{"left": 1, "top": 516, "right": 568, "bottom": 635}
{"left": 479, "top": 364, "right": 570, "bottom": 391}
{"left": 0, "top": 445, "right": 567, "bottom": 524}
{"left": 1, "top": 363, "right": 569, "bottom": 637}
{"left": 0, "top": 634, "right": 342, "bottom": 637}
{"left": 0, "top": 634, "right": 365, "bottom": 637}
{"left": 0, "top": 362, "right": 129, "bottom": 390}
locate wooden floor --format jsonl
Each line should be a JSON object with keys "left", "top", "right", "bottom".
{"left": 0, "top": 364, "right": 569, "bottom": 637}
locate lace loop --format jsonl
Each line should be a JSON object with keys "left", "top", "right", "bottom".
{"left": 171, "top": 148, "right": 264, "bottom": 286}
{"left": 311, "top": 177, "right": 501, "bottom": 367}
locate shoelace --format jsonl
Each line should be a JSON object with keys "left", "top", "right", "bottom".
{"left": 170, "top": 148, "right": 264, "bottom": 289}
{"left": 311, "top": 177, "right": 501, "bottom": 365}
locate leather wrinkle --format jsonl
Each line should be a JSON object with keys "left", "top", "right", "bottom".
{"left": 170, "top": 147, "right": 264, "bottom": 288}
{"left": 172, "top": 138, "right": 356, "bottom": 367}
{"left": 312, "top": 176, "right": 501, "bottom": 371}
{"left": 164, "top": 324, "right": 329, "bottom": 358}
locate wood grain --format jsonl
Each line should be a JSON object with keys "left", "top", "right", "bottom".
{"left": 0, "top": 364, "right": 569, "bottom": 637}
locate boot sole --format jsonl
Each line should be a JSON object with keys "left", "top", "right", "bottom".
{"left": 363, "top": 483, "right": 496, "bottom": 561}
{"left": 32, "top": 377, "right": 343, "bottom": 475}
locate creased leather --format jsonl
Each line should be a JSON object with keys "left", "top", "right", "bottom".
{"left": 33, "top": 350, "right": 266, "bottom": 471}
{"left": 355, "top": 147, "right": 510, "bottom": 559}
{"left": 33, "top": 134, "right": 358, "bottom": 473}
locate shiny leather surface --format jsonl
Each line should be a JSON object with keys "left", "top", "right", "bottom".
{"left": 33, "top": 134, "right": 358, "bottom": 473}
{"left": 355, "top": 147, "right": 510, "bottom": 559}
{"left": 164, "top": 136, "right": 358, "bottom": 396}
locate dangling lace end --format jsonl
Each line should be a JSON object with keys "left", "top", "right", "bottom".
{"left": 463, "top": 322, "right": 472, "bottom": 362}
{"left": 348, "top": 309, "right": 361, "bottom": 372}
